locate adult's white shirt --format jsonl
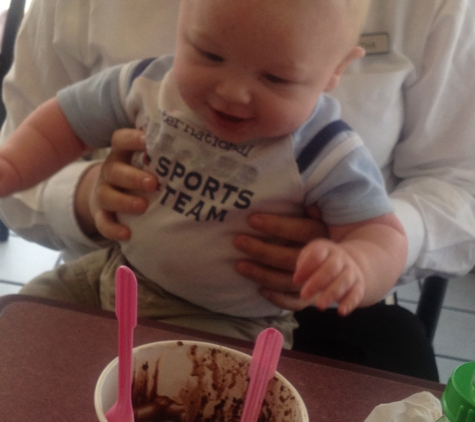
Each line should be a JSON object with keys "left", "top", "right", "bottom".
{"left": 1, "top": 0, "right": 474, "bottom": 283}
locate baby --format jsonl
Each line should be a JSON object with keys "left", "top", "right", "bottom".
{"left": 0, "top": 0, "right": 407, "bottom": 344}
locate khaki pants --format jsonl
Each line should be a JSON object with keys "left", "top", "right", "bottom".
{"left": 20, "top": 245, "right": 297, "bottom": 348}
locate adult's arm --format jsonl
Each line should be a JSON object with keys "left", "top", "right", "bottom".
{"left": 388, "top": 0, "right": 475, "bottom": 281}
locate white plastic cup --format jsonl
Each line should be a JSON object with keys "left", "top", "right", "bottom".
{"left": 95, "top": 340, "right": 308, "bottom": 421}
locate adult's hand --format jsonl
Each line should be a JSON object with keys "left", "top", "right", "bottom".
{"left": 74, "top": 128, "right": 157, "bottom": 241}
{"left": 234, "top": 208, "right": 328, "bottom": 311}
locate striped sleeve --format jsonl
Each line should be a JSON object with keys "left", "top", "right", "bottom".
{"left": 294, "top": 96, "right": 394, "bottom": 225}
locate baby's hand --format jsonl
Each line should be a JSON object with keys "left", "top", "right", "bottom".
{"left": 91, "top": 129, "right": 158, "bottom": 241}
{"left": 293, "top": 239, "right": 366, "bottom": 316}
{"left": 0, "top": 155, "right": 22, "bottom": 197}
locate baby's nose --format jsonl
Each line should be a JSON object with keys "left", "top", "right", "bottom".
{"left": 215, "top": 77, "right": 251, "bottom": 104}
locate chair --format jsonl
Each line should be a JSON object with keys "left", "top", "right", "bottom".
{"left": 415, "top": 275, "right": 449, "bottom": 344}
{"left": 0, "top": 0, "right": 26, "bottom": 242}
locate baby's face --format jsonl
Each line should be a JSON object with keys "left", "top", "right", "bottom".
{"left": 174, "top": 0, "right": 361, "bottom": 144}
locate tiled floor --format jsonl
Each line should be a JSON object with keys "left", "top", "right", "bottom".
{"left": 1, "top": 230, "right": 474, "bottom": 384}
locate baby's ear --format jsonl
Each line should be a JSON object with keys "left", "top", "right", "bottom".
{"left": 325, "top": 46, "right": 365, "bottom": 92}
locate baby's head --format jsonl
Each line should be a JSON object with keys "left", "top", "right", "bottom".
{"left": 174, "top": 0, "right": 370, "bottom": 144}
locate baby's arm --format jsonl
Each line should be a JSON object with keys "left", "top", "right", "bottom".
{"left": 0, "top": 98, "right": 87, "bottom": 197}
{"left": 293, "top": 213, "right": 407, "bottom": 316}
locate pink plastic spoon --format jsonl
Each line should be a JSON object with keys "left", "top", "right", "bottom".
{"left": 106, "top": 266, "right": 138, "bottom": 422}
{"left": 240, "top": 327, "right": 284, "bottom": 422}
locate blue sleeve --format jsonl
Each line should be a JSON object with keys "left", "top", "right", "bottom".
{"left": 56, "top": 56, "right": 174, "bottom": 148}
{"left": 56, "top": 64, "right": 132, "bottom": 148}
{"left": 305, "top": 145, "right": 394, "bottom": 225}
{"left": 293, "top": 95, "right": 394, "bottom": 225}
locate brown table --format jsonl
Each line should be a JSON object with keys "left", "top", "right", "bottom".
{"left": 0, "top": 294, "right": 444, "bottom": 421}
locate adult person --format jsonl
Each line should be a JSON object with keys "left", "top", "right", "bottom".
{"left": 1, "top": 0, "right": 475, "bottom": 381}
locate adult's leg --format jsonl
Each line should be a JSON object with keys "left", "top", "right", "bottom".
{"left": 292, "top": 304, "right": 439, "bottom": 381}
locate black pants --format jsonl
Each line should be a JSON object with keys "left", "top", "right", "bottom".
{"left": 292, "top": 303, "right": 439, "bottom": 382}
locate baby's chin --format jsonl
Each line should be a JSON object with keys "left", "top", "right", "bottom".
{"left": 209, "top": 124, "right": 290, "bottom": 145}
{"left": 205, "top": 123, "right": 256, "bottom": 145}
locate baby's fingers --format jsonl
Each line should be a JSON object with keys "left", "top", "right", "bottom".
{"left": 110, "top": 128, "right": 147, "bottom": 155}
{"left": 312, "top": 270, "right": 365, "bottom": 316}
{"left": 0, "top": 157, "right": 22, "bottom": 196}
{"left": 95, "top": 181, "right": 149, "bottom": 215}
{"left": 336, "top": 283, "right": 365, "bottom": 316}
{"left": 298, "top": 245, "right": 347, "bottom": 298}
{"left": 95, "top": 209, "right": 131, "bottom": 241}
{"left": 294, "top": 240, "right": 333, "bottom": 285}
{"left": 301, "top": 263, "right": 354, "bottom": 310}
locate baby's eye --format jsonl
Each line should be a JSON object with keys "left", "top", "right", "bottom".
{"left": 200, "top": 49, "right": 223, "bottom": 62}
{"left": 264, "top": 74, "right": 290, "bottom": 84}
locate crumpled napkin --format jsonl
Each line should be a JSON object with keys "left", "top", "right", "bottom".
{"left": 364, "top": 392, "right": 443, "bottom": 422}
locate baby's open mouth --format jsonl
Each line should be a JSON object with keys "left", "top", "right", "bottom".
{"left": 214, "top": 109, "right": 247, "bottom": 123}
